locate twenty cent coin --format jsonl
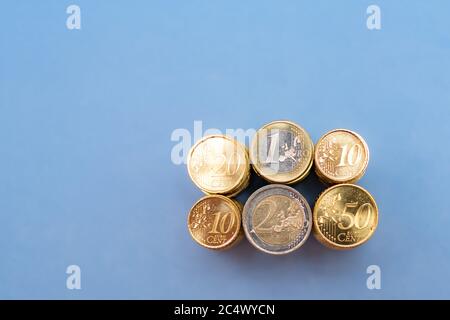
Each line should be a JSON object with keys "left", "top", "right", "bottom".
{"left": 313, "top": 184, "right": 378, "bottom": 250}
{"left": 315, "top": 129, "right": 369, "bottom": 184}
{"left": 187, "top": 135, "right": 250, "bottom": 196}
{"left": 188, "top": 195, "right": 243, "bottom": 250}
{"left": 243, "top": 185, "right": 312, "bottom": 255}
{"left": 250, "top": 121, "right": 314, "bottom": 184}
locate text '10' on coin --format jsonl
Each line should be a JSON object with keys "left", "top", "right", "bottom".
{"left": 187, "top": 135, "right": 250, "bottom": 197}
{"left": 188, "top": 195, "right": 243, "bottom": 250}
{"left": 249, "top": 120, "right": 314, "bottom": 184}
{"left": 243, "top": 185, "right": 312, "bottom": 255}
{"left": 313, "top": 184, "right": 378, "bottom": 250}
{"left": 315, "top": 129, "right": 369, "bottom": 184}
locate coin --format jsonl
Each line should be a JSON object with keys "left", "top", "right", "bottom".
{"left": 187, "top": 135, "right": 250, "bottom": 196}
{"left": 226, "top": 165, "right": 251, "bottom": 197}
{"left": 313, "top": 184, "right": 378, "bottom": 250}
{"left": 250, "top": 121, "right": 314, "bottom": 184}
{"left": 315, "top": 129, "right": 369, "bottom": 184}
{"left": 242, "top": 184, "right": 312, "bottom": 255}
{"left": 188, "top": 195, "right": 243, "bottom": 250}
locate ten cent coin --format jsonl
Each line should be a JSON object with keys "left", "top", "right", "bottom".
{"left": 188, "top": 195, "right": 243, "bottom": 250}
{"left": 315, "top": 129, "right": 369, "bottom": 184}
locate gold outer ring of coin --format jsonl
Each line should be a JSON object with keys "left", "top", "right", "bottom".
{"left": 314, "top": 129, "right": 369, "bottom": 184}
{"left": 187, "top": 195, "right": 243, "bottom": 250}
{"left": 187, "top": 134, "right": 250, "bottom": 196}
{"left": 250, "top": 120, "right": 314, "bottom": 184}
{"left": 313, "top": 183, "right": 379, "bottom": 250}
{"left": 285, "top": 155, "right": 314, "bottom": 184}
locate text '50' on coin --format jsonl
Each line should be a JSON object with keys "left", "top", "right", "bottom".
{"left": 188, "top": 195, "right": 243, "bottom": 250}
{"left": 187, "top": 135, "right": 250, "bottom": 196}
{"left": 313, "top": 184, "right": 378, "bottom": 250}
{"left": 249, "top": 121, "right": 314, "bottom": 184}
{"left": 243, "top": 185, "right": 312, "bottom": 255}
{"left": 315, "top": 129, "right": 369, "bottom": 184}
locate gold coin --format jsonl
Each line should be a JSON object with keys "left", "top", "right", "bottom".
{"left": 187, "top": 135, "right": 250, "bottom": 196}
{"left": 224, "top": 165, "right": 251, "bottom": 197}
{"left": 250, "top": 121, "right": 314, "bottom": 184}
{"left": 188, "top": 195, "right": 243, "bottom": 250}
{"left": 313, "top": 184, "right": 378, "bottom": 250}
{"left": 315, "top": 129, "right": 369, "bottom": 184}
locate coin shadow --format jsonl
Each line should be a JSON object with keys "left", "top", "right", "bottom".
{"left": 222, "top": 230, "right": 367, "bottom": 276}
{"left": 235, "top": 170, "right": 325, "bottom": 211}
{"left": 234, "top": 171, "right": 267, "bottom": 205}
{"left": 220, "top": 230, "right": 352, "bottom": 273}
{"left": 224, "top": 171, "right": 361, "bottom": 269}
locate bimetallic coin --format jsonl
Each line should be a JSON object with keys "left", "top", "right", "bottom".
{"left": 313, "top": 184, "right": 378, "bottom": 250}
{"left": 187, "top": 135, "right": 250, "bottom": 196}
{"left": 243, "top": 185, "right": 312, "bottom": 255}
{"left": 188, "top": 195, "right": 243, "bottom": 250}
{"left": 315, "top": 129, "right": 369, "bottom": 184}
{"left": 250, "top": 121, "right": 314, "bottom": 184}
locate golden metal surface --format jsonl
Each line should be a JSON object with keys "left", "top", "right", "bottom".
{"left": 314, "top": 129, "right": 369, "bottom": 184}
{"left": 250, "top": 121, "right": 314, "bottom": 184}
{"left": 187, "top": 135, "right": 250, "bottom": 196}
{"left": 313, "top": 184, "right": 378, "bottom": 250}
{"left": 188, "top": 195, "right": 243, "bottom": 250}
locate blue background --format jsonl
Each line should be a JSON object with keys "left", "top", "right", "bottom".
{"left": 1, "top": 0, "right": 449, "bottom": 299}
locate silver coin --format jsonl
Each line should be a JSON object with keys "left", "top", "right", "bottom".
{"left": 250, "top": 121, "right": 314, "bottom": 184}
{"left": 242, "top": 184, "right": 312, "bottom": 255}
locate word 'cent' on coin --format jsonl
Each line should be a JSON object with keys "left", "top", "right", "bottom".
{"left": 313, "top": 184, "right": 378, "bottom": 250}
{"left": 250, "top": 120, "right": 314, "bottom": 184}
{"left": 243, "top": 184, "right": 312, "bottom": 255}
{"left": 188, "top": 195, "right": 243, "bottom": 250}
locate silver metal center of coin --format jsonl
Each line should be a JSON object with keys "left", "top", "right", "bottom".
{"left": 243, "top": 184, "right": 312, "bottom": 255}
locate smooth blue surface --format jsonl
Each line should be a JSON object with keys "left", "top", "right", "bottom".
{"left": 1, "top": 0, "right": 450, "bottom": 299}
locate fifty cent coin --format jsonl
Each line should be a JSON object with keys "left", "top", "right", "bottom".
{"left": 313, "top": 184, "right": 378, "bottom": 250}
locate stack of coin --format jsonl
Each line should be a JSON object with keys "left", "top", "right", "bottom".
{"left": 242, "top": 185, "right": 312, "bottom": 255}
{"left": 187, "top": 135, "right": 251, "bottom": 197}
{"left": 313, "top": 184, "right": 378, "bottom": 250}
{"left": 186, "top": 122, "right": 379, "bottom": 252}
{"left": 250, "top": 121, "right": 314, "bottom": 184}
{"left": 188, "top": 195, "right": 243, "bottom": 250}
{"left": 314, "top": 129, "right": 369, "bottom": 184}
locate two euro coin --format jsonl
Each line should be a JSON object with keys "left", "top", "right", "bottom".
{"left": 242, "top": 185, "right": 312, "bottom": 255}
